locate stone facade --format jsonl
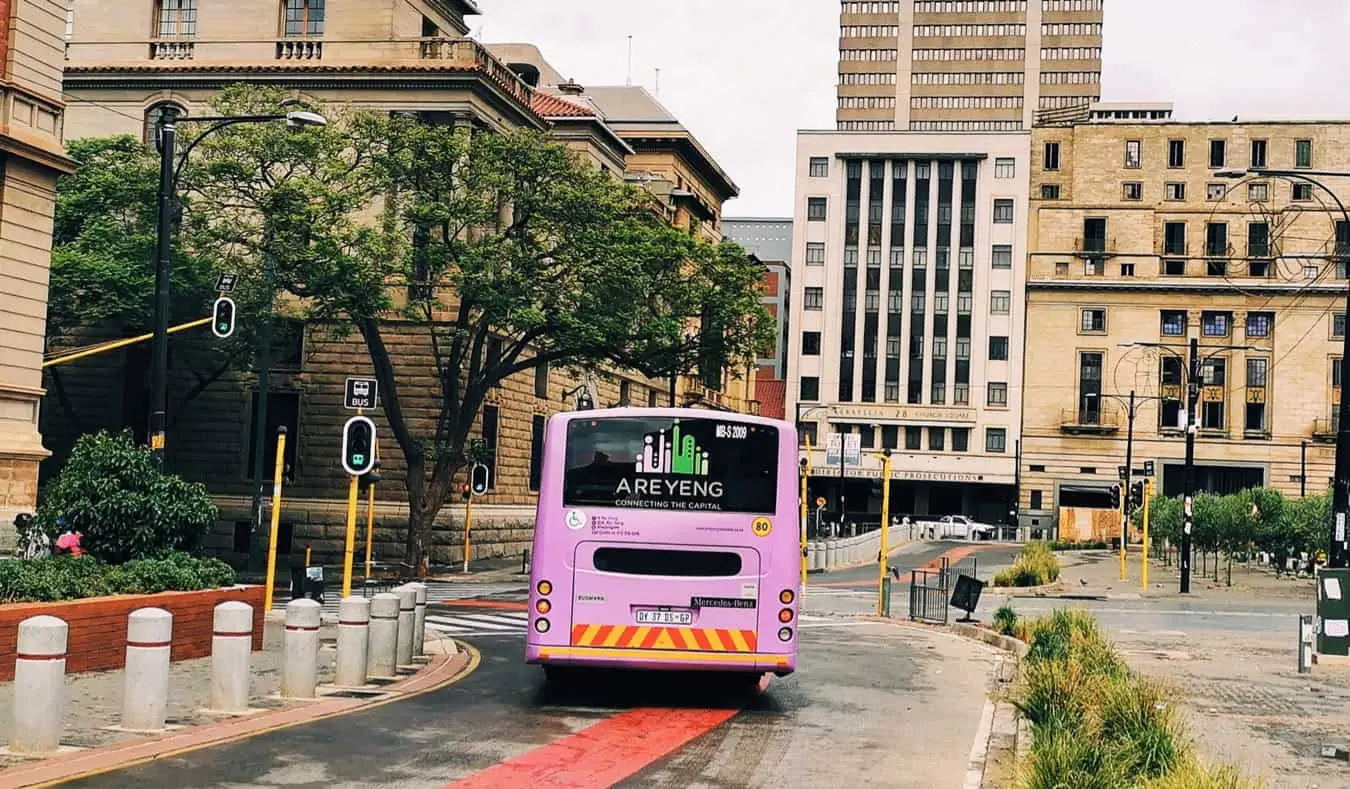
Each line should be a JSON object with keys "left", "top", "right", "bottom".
{"left": 1021, "top": 108, "right": 1350, "bottom": 535}
{"left": 0, "top": 0, "right": 78, "bottom": 546}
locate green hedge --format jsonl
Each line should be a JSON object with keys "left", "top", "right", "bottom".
{"left": 0, "top": 552, "right": 236, "bottom": 604}
{"left": 1049, "top": 539, "right": 1110, "bottom": 551}
{"left": 1011, "top": 609, "right": 1261, "bottom": 788}
{"left": 993, "top": 542, "right": 1062, "bottom": 587}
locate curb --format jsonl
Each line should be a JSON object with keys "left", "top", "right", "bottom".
{"left": 6, "top": 634, "right": 479, "bottom": 788}
{"left": 951, "top": 622, "right": 1029, "bottom": 658}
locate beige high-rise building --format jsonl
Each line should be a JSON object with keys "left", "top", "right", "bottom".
{"left": 837, "top": 0, "right": 1103, "bottom": 132}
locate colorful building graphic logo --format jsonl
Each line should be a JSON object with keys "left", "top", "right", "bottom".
{"left": 635, "top": 419, "right": 710, "bottom": 476}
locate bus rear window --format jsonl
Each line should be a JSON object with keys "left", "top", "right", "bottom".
{"left": 563, "top": 417, "right": 778, "bottom": 514}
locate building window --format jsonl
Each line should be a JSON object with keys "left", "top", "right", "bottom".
{"left": 1163, "top": 259, "right": 1185, "bottom": 276}
{"left": 1296, "top": 139, "right": 1313, "bottom": 169}
{"left": 648, "top": 389, "right": 659, "bottom": 407}
{"left": 798, "top": 421, "right": 818, "bottom": 446}
{"left": 809, "top": 157, "right": 830, "bottom": 178}
{"left": 1163, "top": 221, "right": 1186, "bottom": 257}
{"left": 486, "top": 337, "right": 503, "bottom": 387}
{"left": 1043, "top": 141, "right": 1061, "bottom": 171}
{"left": 799, "top": 376, "right": 820, "bottom": 401}
{"left": 991, "top": 245, "right": 1013, "bottom": 269}
{"left": 986, "top": 427, "right": 1007, "bottom": 453}
{"left": 993, "top": 199, "right": 1014, "bottom": 224}
{"left": 618, "top": 380, "right": 632, "bottom": 406}
{"left": 1250, "top": 139, "right": 1267, "bottom": 168}
{"left": 1248, "top": 182, "right": 1268, "bottom": 202}
{"left": 802, "top": 331, "right": 822, "bottom": 355}
{"left": 807, "top": 197, "right": 828, "bottom": 221}
{"left": 1202, "top": 311, "right": 1230, "bottom": 337}
{"left": 1206, "top": 182, "right": 1226, "bottom": 201}
{"left": 1124, "top": 140, "right": 1141, "bottom": 168}
{"left": 1294, "top": 183, "right": 1313, "bottom": 201}
{"left": 1209, "top": 139, "right": 1226, "bottom": 168}
{"left": 987, "top": 382, "right": 1008, "bottom": 407}
{"left": 1122, "top": 182, "right": 1142, "bottom": 201}
{"left": 156, "top": 0, "right": 198, "bottom": 37}
{"left": 1335, "top": 313, "right": 1346, "bottom": 338}
{"left": 990, "top": 290, "right": 1011, "bottom": 314}
{"left": 905, "top": 426, "right": 922, "bottom": 450}
{"left": 1164, "top": 182, "right": 1185, "bottom": 201}
{"left": 283, "top": 0, "right": 325, "bottom": 36}
{"left": 881, "top": 425, "right": 899, "bottom": 450}
{"left": 954, "top": 383, "right": 969, "bottom": 405}
{"left": 805, "top": 242, "right": 826, "bottom": 265}
{"left": 1205, "top": 222, "right": 1228, "bottom": 258}
{"left": 1080, "top": 308, "right": 1106, "bottom": 333}
{"left": 928, "top": 427, "right": 945, "bottom": 452}
{"left": 247, "top": 390, "right": 299, "bottom": 482}
{"left": 995, "top": 158, "right": 1016, "bottom": 179}
{"left": 951, "top": 428, "right": 969, "bottom": 452}
{"left": 804, "top": 287, "right": 824, "bottom": 310}
{"left": 534, "top": 362, "right": 549, "bottom": 398}
{"left": 1167, "top": 139, "right": 1185, "bottom": 168}
{"left": 989, "top": 336, "right": 1009, "bottom": 361}
{"left": 1306, "top": 263, "right": 1320, "bottom": 280}
{"left": 480, "top": 404, "right": 499, "bottom": 490}
{"left": 1245, "top": 311, "right": 1273, "bottom": 339}
{"left": 1040, "top": 183, "right": 1061, "bottom": 199}
{"left": 528, "top": 415, "right": 545, "bottom": 491}
{"left": 1030, "top": 490, "right": 1043, "bottom": 509}
{"left": 1161, "top": 310, "right": 1186, "bottom": 336}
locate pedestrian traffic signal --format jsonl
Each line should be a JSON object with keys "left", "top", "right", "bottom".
{"left": 470, "top": 463, "right": 490, "bottom": 496}
{"left": 211, "top": 296, "right": 236, "bottom": 339}
{"left": 1109, "top": 484, "right": 1121, "bottom": 510}
{"left": 341, "top": 416, "right": 377, "bottom": 476}
{"left": 460, "top": 483, "right": 471, "bottom": 501}
{"left": 359, "top": 460, "right": 382, "bottom": 491}
{"left": 1129, "top": 481, "right": 1145, "bottom": 511}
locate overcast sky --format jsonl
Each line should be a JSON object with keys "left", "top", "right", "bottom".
{"left": 475, "top": 0, "right": 1350, "bottom": 217}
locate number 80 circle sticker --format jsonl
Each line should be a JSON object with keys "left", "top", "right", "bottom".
{"left": 751, "top": 517, "right": 773, "bottom": 537}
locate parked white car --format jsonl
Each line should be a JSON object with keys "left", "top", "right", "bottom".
{"left": 919, "top": 515, "right": 996, "bottom": 541}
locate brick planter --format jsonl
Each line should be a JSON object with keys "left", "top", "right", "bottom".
{"left": 0, "top": 586, "right": 266, "bottom": 682}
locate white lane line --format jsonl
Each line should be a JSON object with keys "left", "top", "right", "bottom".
{"left": 425, "top": 615, "right": 521, "bottom": 632}
{"left": 963, "top": 696, "right": 998, "bottom": 789}
{"left": 455, "top": 613, "right": 529, "bottom": 627}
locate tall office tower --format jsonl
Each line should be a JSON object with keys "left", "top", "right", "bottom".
{"left": 836, "top": 0, "right": 1104, "bottom": 132}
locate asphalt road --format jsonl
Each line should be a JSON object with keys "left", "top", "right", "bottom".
{"left": 64, "top": 591, "right": 1003, "bottom": 789}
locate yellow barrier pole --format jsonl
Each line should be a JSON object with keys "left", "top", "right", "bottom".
{"left": 42, "top": 317, "right": 212, "bottom": 368}
{"left": 877, "top": 451, "right": 893, "bottom": 617}
{"left": 262, "top": 426, "right": 287, "bottom": 613}
{"left": 305, "top": 544, "right": 311, "bottom": 566}
{"left": 1141, "top": 478, "right": 1151, "bottom": 590}
{"left": 800, "top": 434, "right": 813, "bottom": 595}
{"left": 1119, "top": 485, "right": 1128, "bottom": 581}
{"left": 364, "top": 441, "right": 378, "bottom": 580}
{"left": 462, "top": 491, "right": 475, "bottom": 574}
{"left": 341, "top": 474, "right": 360, "bottom": 598}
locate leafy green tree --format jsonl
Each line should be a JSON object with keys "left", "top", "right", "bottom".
{"left": 183, "top": 87, "right": 773, "bottom": 574}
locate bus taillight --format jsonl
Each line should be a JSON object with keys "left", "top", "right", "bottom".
{"left": 536, "top": 599, "right": 551, "bottom": 614}
{"left": 778, "top": 608, "right": 794, "bottom": 623}
{"left": 778, "top": 627, "right": 793, "bottom": 642}
{"left": 779, "top": 589, "right": 795, "bottom": 605}
{"left": 537, "top": 580, "right": 552, "bottom": 596}
{"left": 535, "top": 618, "right": 551, "bottom": 633}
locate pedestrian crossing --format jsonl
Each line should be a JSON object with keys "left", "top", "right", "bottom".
{"left": 283, "top": 580, "right": 528, "bottom": 620}
{"left": 425, "top": 610, "right": 529, "bottom": 638}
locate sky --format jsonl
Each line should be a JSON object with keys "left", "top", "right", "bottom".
{"left": 474, "top": 0, "right": 1350, "bottom": 217}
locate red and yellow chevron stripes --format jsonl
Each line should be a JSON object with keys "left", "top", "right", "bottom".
{"left": 570, "top": 623, "right": 759, "bottom": 652}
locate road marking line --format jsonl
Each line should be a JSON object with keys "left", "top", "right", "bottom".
{"left": 455, "top": 613, "right": 529, "bottom": 627}
{"left": 963, "top": 695, "right": 997, "bottom": 789}
{"left": 440, "top": 707, "right": 739, "bottom": 788}
{"left": 436, "top": 599, "right": 528, "bottom": 611}
{"left": 425, "top": 617, "right": 522, "bottom": 633}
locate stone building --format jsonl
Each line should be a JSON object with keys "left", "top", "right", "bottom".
{"left": 1020, "top": 102, "right": 1350, "bottom": 539}
{"left": 0, "top": 0, "right": 77, "bottom": 546}
{"left": 56, "top": 0, "right": 754, "bottom": 567}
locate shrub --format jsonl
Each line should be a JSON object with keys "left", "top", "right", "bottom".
{"left": 1140, "top": 758, "right": 1265, "bottom": 789}
{"left": 993, "top": 605, "right": 1019, "bottom": 636}
{"left": 1050, "top": 539, "right": 1110, "bottom": 551}
{"left": 994, "top": 541, "right": 1062, "bottom": 587}
{"left": 0, "top": 552, "right": 236, "bottom": 603}
{"left": 35, "top": 430, "right": 217, "bottom": 563}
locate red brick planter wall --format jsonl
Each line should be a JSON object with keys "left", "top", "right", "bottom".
{"left": 0, "top": 586, "right": 266, "bottom": 682}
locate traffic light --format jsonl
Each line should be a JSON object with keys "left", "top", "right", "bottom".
{"left": 470, "top": 463, "right": 490, "bottom": 496}
{"left": 1129, "top": 481, "right": 1145, "bottom": 511}
{"left": 1108, "top": 484, "right": 1121, "bottom": 510}
{"left": 211, "top": 296, "right": 236, "bottom": 339}
{"left": 460, "top": 483, "right": 471, "bottom": 501}
{"left": 359, "top": 460, "right": 383, "bottom": 491}
{"left": 341, "top": 416, "right": 377, "bottom": 476}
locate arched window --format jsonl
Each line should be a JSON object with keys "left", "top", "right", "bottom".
{"left": 144, "top": 101, "right": 186, "bottom": 149}
{"left": 282, "top": 0, "right": 325, "bottom": 37}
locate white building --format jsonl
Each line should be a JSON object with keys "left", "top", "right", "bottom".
{"left": 787, "top": 130, "right": 1030, "bottom": 525}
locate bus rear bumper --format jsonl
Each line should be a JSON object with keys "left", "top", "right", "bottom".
{"left": 526, "top": 643, "right": 795, "bottom": 675}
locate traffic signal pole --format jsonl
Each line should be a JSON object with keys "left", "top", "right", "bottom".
{"left": 1120, "top": 390, "right": 1135, "bottom": 581}
{"left": 42, "top": 317, "right": 212, "bottom": 369}
{"left": 262, "top": 426, "right": 287, "bottom": 613}
{"left": 1141, "top": 477, "right": 1152, "bottom": 590}
{"left": 341, "top": 474, "right": 360, "bottom": 598}
{"left": 462, "top": 490, "right": 475, "bottom": 574}
{"left": 340, "top": 413, "right": 377, "bottom": 598}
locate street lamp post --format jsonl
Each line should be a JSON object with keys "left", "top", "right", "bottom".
{"left": 148, "top": 108, "right": 327, "bottom": 469}
{"left": 1217, "top": 167, "right": 1350, "bottom": 566}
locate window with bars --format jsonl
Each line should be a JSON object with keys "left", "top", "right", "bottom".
{"left": 156, "top": 0, "right": 198, "bottom": 37}
{"left": 283, "top": 0, "right": 325, "bottom": 36}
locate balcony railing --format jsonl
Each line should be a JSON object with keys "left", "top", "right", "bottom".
{"left": 1059, "top": 406, "right": 1122, "bottom": 435}
{"left": 150, "top": 40, "right": 194, "bottom": 60}
{"left": 1074, "top": 237, "right": 1116, "bottom": 258}
{"left": 1314, "top": 414, "right": 1340, "bottom": 441}
{"left": 419, "top": 38, "right": 536, "bottom": 109}
{"left": 276, "top": 39, "right": 322, "bottom": 59}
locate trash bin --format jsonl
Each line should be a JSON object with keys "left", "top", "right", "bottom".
{"left": 303, "top": 565, "right": 325, "bottom": 605}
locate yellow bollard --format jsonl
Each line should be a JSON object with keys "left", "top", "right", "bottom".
{"left": 1141, "top": 478, "right": 1152, "bottom": 590}
{"left": 800, "top": 435, "right": 813, "bottom": 596}
{"left": 877, "top": 451, "right": 893, "bottom": 617}
{"left": 1119, "top": 486, "right": 1128, "bottom": 581}
{"left": 262, "top": 427, "right": 287, "bottom": 613}
{"left": 462, "top": 491, "right": 475, "bottom": 574}
{"left": 341, "top": 474, "right": 360, "bottom": 598}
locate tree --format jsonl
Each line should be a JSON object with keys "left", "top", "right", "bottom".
{"left": 184, "top": 87, "right": 773, "bottom": 574}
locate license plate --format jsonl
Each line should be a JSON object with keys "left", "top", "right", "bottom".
{"left": 636, "top": 609, "right": 692, "bottom": 625}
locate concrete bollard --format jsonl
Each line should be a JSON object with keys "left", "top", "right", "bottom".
{"left": 122, "top": 607, "right": 173, "bottom": 731}
{"left": 282, "top": 599, "right": 321, "bottom": 699}
{"left": 10, "top": 615, "right": 68, "bottom": 754}
{"left": 335, "top": 597, "right": 371, "bottom": 687}
{"left": 209, "top": 601, "right": 254, "bottom": 714}
{"left": 367, "top": 592, "right": 400, "bottom": 679}
{"left": 408, "top": 582, "right": 428, "bottom": 658}
{"left": 395, "top": 585, "right": 416, "bottom": 667}
{"left": 827, "top": 539, "right": 839, "bottom": 570}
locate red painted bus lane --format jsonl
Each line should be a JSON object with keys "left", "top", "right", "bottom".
{"left": 442, "top": 706, "right": 740, "bottom": 788}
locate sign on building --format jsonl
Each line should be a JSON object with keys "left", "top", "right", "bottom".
{"left": 824, "top": 433, "right": 862, "bottom": 467}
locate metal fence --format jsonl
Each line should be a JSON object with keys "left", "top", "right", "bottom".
{"left": 905, "top": 555, "right": 981, "bottom": 625}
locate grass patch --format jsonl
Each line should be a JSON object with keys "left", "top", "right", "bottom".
{"left": 1009, "top": 607, "right": 1259, "bottom": 788}
{"left": 1050, "top": 539, "right": 1111, "bottom": 551}
{"left": 993, "top": 541, "right": 1062, "bottom": 587}
{"left": 993, "top": 605, "right": 1019, "bottom": 636}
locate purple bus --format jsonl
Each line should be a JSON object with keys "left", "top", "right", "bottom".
{"left": 525, "top": 408, "right": 800, "bottom": 683}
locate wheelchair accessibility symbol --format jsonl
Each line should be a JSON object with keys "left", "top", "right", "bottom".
{"left": 751, "top": 517, "right": 773, "bottom": 537}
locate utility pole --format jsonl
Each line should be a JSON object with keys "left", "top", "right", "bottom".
{"left": 1181, "top": 337, "right": 1199, "bottom": 594}
{"left": 148, "top": 106, "right": 179, "bottom": 466}
{"left": 1302, "top": 440, "right": 1309, "bottom": 498}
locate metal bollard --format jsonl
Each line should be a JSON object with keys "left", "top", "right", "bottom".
{"left": 335, "top": 597, "right": 371, "bottom": 687}
{"left": 408, "top": 582, "right": 428, "bottom": 658}
{"left": 122, "top": 607, "right": 172, "bottom": 731}
{"left": 10, "top": 615, "right": 68, "bottom": 754}
{"left": 282, "top": 599, "right": 321, "bottom": 699}
{"left": 1299, "top": 614, "right": 1315, "bottom": 674}
{"left": 209, "top": 601, "right": 254, "bottom": 714}
{"left": 395, "top": 585, "right": 416, "bottom": 667}
{"left": 367, "top": 592, "right": 400, "bottom": 679}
